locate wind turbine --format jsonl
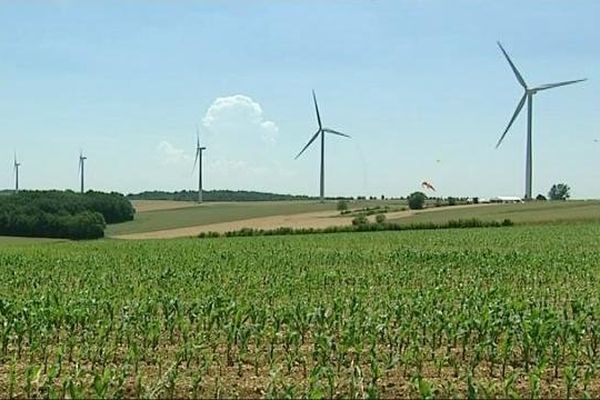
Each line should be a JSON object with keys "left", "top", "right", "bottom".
{"left": 193, "top": 127, "right": 207, "bottom": 203}
{"left": 295, "top": 90, "right": 350, "bottom": 203}
{"left": 495, "top": 42, "right": 586, "bottom": 200}
{"left": 78, "top": 150, "right": 87, "bottom": 194}
{"left": 13, "top": 152, "right": 20, "bottom": 194}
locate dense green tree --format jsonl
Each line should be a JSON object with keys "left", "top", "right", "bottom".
{"left": 128, "top": 189, "right": 313, "bottom": 202}
{"left": 0, "top": 190, "right": 132, "bottom": 239}
{"left": 408, "top": 192, "right": 427, "bottom": 210}
{"left": 548, "top": 184, "right": 571, "bottom": 201}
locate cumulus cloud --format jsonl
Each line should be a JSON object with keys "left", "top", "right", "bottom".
{"left": 202, "top": 95, "right": 278, "bottom": 144}
{"left": 157, "top": 141, "right": 191, "bottom": 165}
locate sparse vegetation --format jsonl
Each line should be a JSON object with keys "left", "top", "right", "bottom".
{"left": 351, "top": 214, "right": 369, "bottom": 226}
{"left": 197, "top": 218, "right": 513, "bottom": 238}
{"left": 336, "top": 199, "right": 348, "bottom": 212}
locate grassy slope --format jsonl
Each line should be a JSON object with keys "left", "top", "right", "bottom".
{"left": 389, "top": 200, "right": 600, "bottom": 225}
{"left": 108, "top": 199, "right": 599, "bottom": 237}
{"left": 0, "top": 236, "right": 66, "bottom": 246}
{"left": 107, "top": 199, "right": 407, "bottom": 236}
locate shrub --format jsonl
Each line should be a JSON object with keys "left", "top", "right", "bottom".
{"left": 337, "top": 200, "right": 349, "bottom": 212}
{"left": 352, "top": 215, "right": 369, "bottom": 226}
{"left": 408, "top": 192, "right": 427, "bottom": 210}
{"left": 375, "top": 213, "right": 386, "bottom": 224}
{"left": 202, "top": 218, "right": 514, "bottom": 239}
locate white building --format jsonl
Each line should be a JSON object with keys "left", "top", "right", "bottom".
{"left": 490, "top": 196, "right": 524, "bottom": 204}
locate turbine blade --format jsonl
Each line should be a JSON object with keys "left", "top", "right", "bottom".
{"left": 78, "top": 159, "right": 81, "bottom": 177}
{"left": 192, "top": 149, "right": 199, "bottom": 174}
{"left": 312, "top": 90, "right": 322, "bottom": 130}
{"left": 196, "top": 125, "right": 201, "bottom": 148}
{"left": 533, "top": 79, "right": 587, "bottom": 92}
{"left": 323, "top": 128, "right": 351, "bottom": 138}
{"left": 295, "top": 129, "right": 321, "bottom": 159}
{"left": 497, "top": 42, "right": 527, "bottom": 89}
{"left": 496, "top": 93, "right": 527, "bottom": 148}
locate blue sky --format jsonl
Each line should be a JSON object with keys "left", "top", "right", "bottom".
{"left": 0, "top": 1, "right": 598, "bottom": 198}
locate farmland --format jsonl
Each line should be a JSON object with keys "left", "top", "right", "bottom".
{"left": 2, "top": 222, "right": 600, "bottom": 397}
{"left": 106, "top": 199, "right": 600, "bottom": 239}
{"left": 107, "top": 199, "right": 406, "bottom": 237}
{"left": 389, "top": 200, "right": 600, "bottom": 226}
{"left": 0, "top": 236, "right": 65, "bottom": 246}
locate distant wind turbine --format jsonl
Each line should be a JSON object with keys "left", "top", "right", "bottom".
{"left": 193, "top": 127, "right": 207, "bottom": 203}
{"left": 13, "top": 152, "right": 20, "bottom": 194}
{"left": 295, "top": 90, "right": 350, "bottom": 203}
{"left": 495, "top": 42, "right": 586, "bottom": 200}
{"left": 78, "top": 150, "right": 87, "bottom": 194}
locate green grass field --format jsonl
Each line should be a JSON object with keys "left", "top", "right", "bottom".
{"left": 390, "top": 200, "right": 600, "bottom": 226}
{"left": 106, "top": 199, "right": 600, "bottom": 237}
{"left": 0, "top": 236, "right": 66, "bottom": 246}
{"left": 106, "top": 199, "right": 406, "bottom": 236}
{"left": 2, "top": 222, "right": 600, "bottom": 397}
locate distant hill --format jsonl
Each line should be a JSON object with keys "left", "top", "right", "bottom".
{"left": 127, "top": 190, "right": 319, "bottom": 202}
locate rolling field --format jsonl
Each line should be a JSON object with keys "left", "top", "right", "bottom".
{"left": 2, "top": 222, "right": 600, "bottom": 397}
{"left": 107, "top": 199, "right": 600, "bottom": 239}
{"left": 0, "top": 236, "right": 65, "bottom": 246}
{"left": 130, "top": 200, "right": 201, "bottom": 213}
{"left": 389, "top": 200, "right": 600, "bottom": 226}
{"left": 107, "top": 199, "right": 406, "bottom": 237}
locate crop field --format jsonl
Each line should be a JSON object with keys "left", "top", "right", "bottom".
{"left": 390, "top": 200, "right": 600, "bottom": 226}
{"left": 107, "top": 199, "right": 406, "bottom": 237}
{"left": 1, "top": 222, "right": 600, "bottom": 398}
{"left": 0, "top": 236, "right": 65, "bottom": 246}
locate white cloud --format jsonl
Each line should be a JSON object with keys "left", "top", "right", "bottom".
{"left": 202, "top": 95, "right": 278, "bottom": 144}
{"left": 157, "top": 141, "right": 191, "bottom": 165}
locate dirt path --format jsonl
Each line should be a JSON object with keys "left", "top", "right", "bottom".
{"left": 383, "top": 203, "right": 493, "bottom": 220}
{"left": 114, "top": 203, "right": 492, "bottom": 240}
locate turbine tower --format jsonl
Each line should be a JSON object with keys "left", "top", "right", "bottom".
{"left": 193, "top": 127, "right": 207, "bottom": 203}
{"left": 13, "top": 152, "right": 20, "bottom": 194}
{"left": 78, "top": 150, "right": 87, "bottom": 194}
{"left": 295, "top": 90, "right": 350, "bottom": 203}
{"left": 495, "top": 42, "right": 586, "bottom": 200}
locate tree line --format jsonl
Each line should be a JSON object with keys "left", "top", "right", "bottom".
{"left": 0, "top": 191, "right": 135, "bottom": 240}
{"left": 127, "top": 190, "right": 316, "bottom": 202}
